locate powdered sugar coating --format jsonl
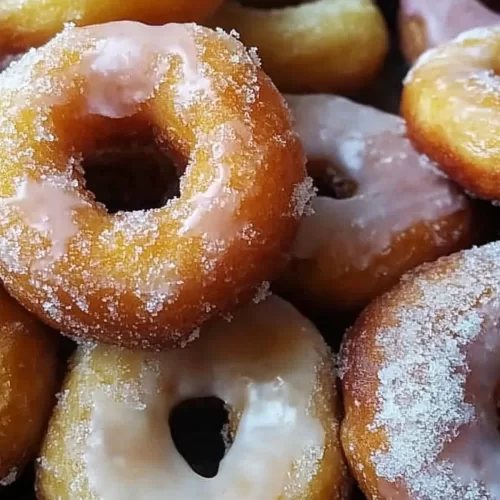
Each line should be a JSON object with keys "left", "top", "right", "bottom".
{"left": 38, "top": 297, "right": 349, "bottom": 499}
{"left": 0, "top": 22, "right": 306, "bottom": 348}
{"left": 340, "top": 241, "right": 500, "bottom": 499}
{"left": 286, "top": 94, "right": 466, "bottom": 270}
{"left": 401, "top": 0, "right": 500, "bottom": 51}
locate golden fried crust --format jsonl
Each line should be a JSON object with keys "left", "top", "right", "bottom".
{"left": 0, "top": 287, "right": 59, "bottom": 484}
{"left": 402, "top": 27, "right": 500, "bottom": 201}
{"left": 208, "top": 0, "right": 389, "bottom": 94}
{"left": 0, "top": 0, "right": 224, "bottom": 55}
{"left": 0, "top": 23, "right": 307, "bottom": 349}
{"left": 340, "top": 241, "right": 500, "bottom": 498}
{"left": 398, "top": 12, "right": 428, "bottom": 63}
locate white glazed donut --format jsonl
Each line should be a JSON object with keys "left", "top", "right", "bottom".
{"left": 37, "top": 296, "right": 350, "bottom": 500}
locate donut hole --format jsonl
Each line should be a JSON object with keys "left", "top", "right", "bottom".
{"left": 169, "top": 396, "right": 231, "bottom": 478}
{"left": 479, "top": 1, "right": 500, "bottom": 13}
{"left": 83, "top": 140, "right": 181, "bottom": 214}
{"left": 308, "top": 159, "right": 358, "bottom": 199}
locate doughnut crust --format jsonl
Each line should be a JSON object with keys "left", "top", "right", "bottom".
{"left": 402, "top": 26, "right": 500, "bottom": 201}
{"left": 0, "top": 22, "right": 307, "bottom": 349}
{"left": 277, "top": 95, "right": 477, "bottom": 315}
{"left": 340, "top": 241, "right": 500, "bottom": 499}
{"left": 399, "top": 0, "right": 500, "bottom": 63}
{"left": 0, "top": 287, "right": 59, "bottom": 486}
{"left": 0, "top": 0, "right": 224, "bottom": 57}
{"left": 37, "top": 297, "right": 350, "bottom": 500}
{"left": 209, "top": 0, "right": 389, "bottom": 94}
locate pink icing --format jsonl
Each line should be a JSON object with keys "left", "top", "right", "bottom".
{"left": 286, "top": 94, "right": 466, "bottom": 271}
{"left": 80, "top": 22, "right": 210, "bottom": 118}
{"left": 401, "top": 0, "right": 500, "bottom": 49}
{"left": 0, "top": 177, "right": 89, "bottom": 268}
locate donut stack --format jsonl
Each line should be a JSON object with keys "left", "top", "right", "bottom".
{"left": 0, "top": 1, "right": 498, "bottom": 499}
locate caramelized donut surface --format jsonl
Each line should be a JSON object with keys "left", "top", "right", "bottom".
{"left": 403, "top": 27, "right": 500, "bottom": 201}
{"left": 37, "top": 296, "right": 350, "bottom": 500}
{"left": 0, "top": 0, "right": 224, "bottom": 57}
{"left": 340, "top": 241, "right": 500, "bottom": 499}
{"left": 0, "top": 22, "right": 307, "bottom": 349}
{"left": 277, "top": 95, "right": 476, "bottom": 315}
{"left": 399, "top": 0, "right": 500, "bottom": 62}
{"left": 0, "top": 287, "right": 59, "bottom": 486}
{"left": 209, "top": 0, "right": 389, "bottom": 94}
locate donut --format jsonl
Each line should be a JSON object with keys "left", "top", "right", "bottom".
{"left": 0, "top": 21, "right": 308, "bottom": 350}
{"left": 208, "top": 0, "right": 389, "bottom": 94}
{"left": 0, "top": 286, "right": 59, "bottom": 487}
{"left": 339, "top": 241, "right": 500, "bottom": 499}
{"left": 37, "top": 296, "right": 351, "bottom": 500}
{"left": 276, "top": 94, "right": 478, "bottom": 316}
{"left": 399, "top": 0, "right": 500, "bottom": 63}
{"left": 0, "top": 0, "right": 224, "bottom": 59}
{"left": 402, "top": 26, "right": 500, "bottom": 201}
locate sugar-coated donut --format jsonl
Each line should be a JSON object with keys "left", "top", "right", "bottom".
{"left": 339, "top": 241, "right": 500, "bottom": 499}
{"left": 276, "top": 94, "right": 477, "bottom": 315}
{"left": 37, "top": 296, "right": 350, "bottom": 500}
{"left": 0, "top": 286, "right": 59, "bottom": 486}
{"left": 209, "top": 0, "right": 389, "bottom": 94}
{"left": 399, "top": 0, "right": 500, "bottom": 63}
{"left": 0, "top": 22, "right": 308, "bottom": 350}
{"left": 402, "top": 26, "right": 500, "bottom": 201}
{"left": 0, "top": 0, "right": 224, "bottom": 58}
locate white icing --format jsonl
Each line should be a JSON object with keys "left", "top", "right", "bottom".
{"left": 286, "top": 94, "right": 466, "bottom": 270}
{"left": 64, "top": 297, "right": 329, "bottom": 499}
{"left": 401, "top": 0, "right": 500, "bottom": 49}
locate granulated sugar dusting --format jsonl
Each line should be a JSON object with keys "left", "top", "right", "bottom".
{"left": 344, "top": 241, "right": 500, "bottom": 498}
{"left": 0, "top": 22, "right": 305, "bottom": 348}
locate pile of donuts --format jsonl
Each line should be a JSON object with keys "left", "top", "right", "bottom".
{"left": 0, "top": 0, "right": 499, "bottom": 499}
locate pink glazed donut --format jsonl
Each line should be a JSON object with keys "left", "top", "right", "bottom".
{"left": 399, "top": 0, "right": 500, "bottom": 62}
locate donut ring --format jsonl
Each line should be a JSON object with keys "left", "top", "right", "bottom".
{"left": 0, "top": 0, "right": 224, "bottom": 58}
{"left": 208, "top": 0, "right": 389, "bottom": 94}
{"left": 339, "top": 241, "right": 500, "bottom": 499}
{"left": 37, "top": 297, "right": 350, "bottom": 500}
{"left": 402, "top": 27, "right": 500, "bottom": 201}
{"left": 0, "top": 287, "right": 59, "bottom": 486}
{"left": 399, "top": 0, "right": 500, "bottom": 63}
{"left": 276, "top": 94, "right": 478, "bottom": 316}
{"left": 0, "top": 22, "right": 307, "bottom": 349}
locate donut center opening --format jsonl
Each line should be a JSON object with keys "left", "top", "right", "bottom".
{"left": 169, "top": 396, "right": 231, "bottom": 478}
{"left": 238, "top": 0, "right": 314, "bottom": 8}
{"left": 83, "top": 142, "right": 181, "bottom": 213}
{"left": 308, "top": 159, "right": 358, "bottom": 199}
{"left": 479, "top": 0, "right": 500, "bottom": 13}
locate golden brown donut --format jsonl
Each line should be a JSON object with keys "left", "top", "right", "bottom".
{"left": 399, "top": 0, "right": 500, "bottom": 63}
{"left": 276, "top": 94, "right": 478, "bottom": 316}
{"left": 208, "top": 0, "right": 389, "bottom": 94}
{"left": 0, "top": 0, "right": 224, "bottom": 58}
{"left": 0, "top": 286, "right": 59, "bottom": 486}
{"left": 0, "top": 22, "right": 308, "bottom": 350}
{"left": 340, "top": 241, "right": 500, "bottom": 499}
{"left": 37, "top": 296, "right": 350, "bottom": 500}
{"left": 402, "top": 26, "right": 500, "bottom": 201}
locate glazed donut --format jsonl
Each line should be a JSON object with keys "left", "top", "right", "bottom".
{"left": 37, "top": 296, "right": 350, "bottom": 500}
{"left": 0, "top": 0, "right": 224, "bottom": 58}
{"left": 0, "top": 22, "right": 307, "bottom": 349}
{"left": 0, "top": 286, "right": 59, "bottom": 486}
{"left": 402, "top": 26, "right": 500, "bottom": 201}
{"left": 339, "top": 241, "right": 500, "bottom": 499}
{"left": 399, "top": 0, "right": 500, "bottom": 63}
{"left": 208, "top": 0, "right": 389, "bottom": 94}
{"left": 276, "top": 94, "right": 477, "bottom": 316}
